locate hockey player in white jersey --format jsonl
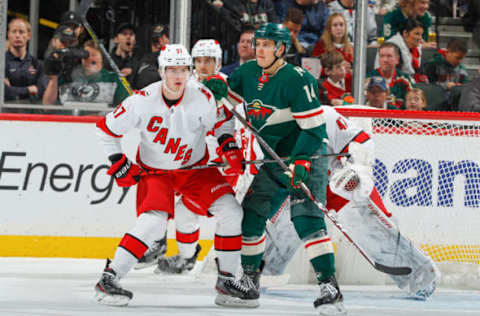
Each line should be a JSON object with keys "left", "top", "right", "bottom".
{"left": 149, "top": 39, "right": 261, "bottom": 275}
{"left": 135, "top": 39, "right": 226, "bottom": 271}
{"left": 94, "top": 44, "right": 258, "bottom": 307}
{"left": 263, "top": 105, "right": 440, "bottom": 300}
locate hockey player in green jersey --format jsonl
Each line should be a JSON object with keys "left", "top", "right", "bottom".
{"left": 205, "top": 23, "right": 346, "bottom": 315}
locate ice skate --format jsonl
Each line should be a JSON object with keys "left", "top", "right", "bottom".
{"left": 214, "top": 258, "right": 259, "bottom": 308}
{"left": 94, "top": 259, "right": 133, "bottom": 306}
{"left": 134, "top": 236, "right": 167, "bottom": 270}
{"left": 154, "top": 244, "right": 201, "bottom": 274}
{"left": 314, "top": 275, "right": 346, "bottom": 315}
{"left": 243, "top": 260, "right": 265, "bottom": 291}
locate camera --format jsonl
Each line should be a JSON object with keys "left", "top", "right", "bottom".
{"left": 45, "top": 47, "right": 89, "bottom": 80}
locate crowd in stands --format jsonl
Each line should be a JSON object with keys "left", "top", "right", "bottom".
{"left": 3, "top": 0, "right": 480, "bottom": 113}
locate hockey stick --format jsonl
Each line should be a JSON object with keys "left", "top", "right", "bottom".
{"left": 220, "top": 97, "right": 412, "bottom": 276}
{"left": 139, "top": 152, "right": 350, "bottom": 176}
{"left": 77, "top": 0, "right": 133, "bottom": 95}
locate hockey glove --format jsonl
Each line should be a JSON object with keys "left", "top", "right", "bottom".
{"left": 280, "top": 155, "right": 311, "bottom": 190}
{"left": 217, "top": 136, "right": 245, "bottom": 175}
{"left": 107, "top": 154, "right": 142, "bottom": 187}
{"left": 203, "top": 74, "right": 228, "bottom": 101}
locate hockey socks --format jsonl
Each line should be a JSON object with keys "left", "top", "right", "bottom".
{"left": 293, "top": 216, "right": 336, "bottom": 282}
{"left": 110, "top": 211, "right": 168, "bottom": 277}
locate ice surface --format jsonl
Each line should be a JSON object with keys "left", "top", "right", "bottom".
{"left": 0, "top": 258, "right": 478, "bottom": 316}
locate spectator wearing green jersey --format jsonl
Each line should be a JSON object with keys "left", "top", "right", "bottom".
{"left": 421, "top": 39, "right": 469, "bottom": 91}
{"left": 43, "top": 40, "right": 130, "bottom": 107}
{"left": 382, "top": 0, "right": 436, "bottom": 49}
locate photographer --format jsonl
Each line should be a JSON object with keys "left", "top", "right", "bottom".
{"left": 43, "top": 25, "right": 88, "bottom": 83}
{"left": 42, "top": 40, "right": 130, "bottom": 107}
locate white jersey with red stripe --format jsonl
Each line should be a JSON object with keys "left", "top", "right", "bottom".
{"left": 321, "top": 105, "right": 372, "bottom": 171}
{"left": 96, "top": 79, "right": 234, "bottom": 170}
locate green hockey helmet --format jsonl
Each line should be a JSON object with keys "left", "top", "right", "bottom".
{"left": 254, "top": 23, "right": 291, "bottom": 54}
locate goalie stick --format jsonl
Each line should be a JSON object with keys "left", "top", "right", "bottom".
{"left": 77, "top": 0, "right": 133, "bottom": 95}
{"left": 220, "top": 97, "right": 412, "bottom": 276}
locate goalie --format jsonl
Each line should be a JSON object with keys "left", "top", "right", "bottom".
{"left": 263, "top": 105, "right": 440, "bottom": 300}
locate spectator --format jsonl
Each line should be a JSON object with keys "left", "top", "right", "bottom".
{"left": 210, "top": 0, "right": 279, "bottom": 29}
{"left": 106, "top": 23, "right": 142, "bottom": 85}
{"left": 318, "top": 51, "right": 352, "bottom": 106}
{"left": 328, "top": 0, "right": 377, "bottom": 45}
{"left": 238, "top": 0, "right": 280, "bottom": 28}
{"left": 59, "top": 11, "right": 87, "bottom": 46}
{"left": 372, "top": 0, "right": 397, "bottom": 15}
{"left": 4, "top": 18, "right": 48, "bottom": 104}
{"left": 377, "top": 18, "right": 424, "bottom": 80}
{"left": 133, "top": 24, "right": 169, "bottom": 89}
{"left": 382, "top": 0, "right": 436, "bottom": 48}
{"left": 277, "top": 0, "right": 330, "bottom": 51}
{"left": 221, "top": 26, "right": 256, "bottom": 75}
{"left": 282, "top": 7, "right": 307, "bottom": 66}
{"left": 404, "top": 88, "right": 427, "bottom": 111}
{"left": 421, "top": 39, "right": 469, "bottom": 91}
{"left": 312, "top": 13, "right": 353, "bottom": 77}
{"left": 43, "top": 24, "right": 82, "bottom": 70}
{"left": 42, "top": 40, "right": 130, "bottom": 107}
{"left": 368, "top": 42, "right": 414, "bottom": 108}
{"left": 365, "top": 76, "right": 396, "bottom": 109}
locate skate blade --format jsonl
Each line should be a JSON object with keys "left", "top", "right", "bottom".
{"left": 315, "top": 301, "right": 347, "bottom": 315}
{"left": 134, "top": 260, "right": 157, "bottom": 270}
{"left": 215, "top": 294, "right": 259, "bottom": 308}
{"left": 94, "top": 291, "right": 131, "bottom": 306}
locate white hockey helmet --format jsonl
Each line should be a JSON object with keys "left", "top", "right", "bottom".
{"left": 158, "top": 44, "right": 192, "bottom": 77}
{"left": 191, "top": 39, "right": 222, "bottom": 73}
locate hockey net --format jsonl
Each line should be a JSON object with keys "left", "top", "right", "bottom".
{"left": 324, "top": 107, "right": 480, "bottom": 288}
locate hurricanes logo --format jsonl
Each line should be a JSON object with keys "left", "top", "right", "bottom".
{"left": 246, "top": 100, "right": 273, "bottom": 121}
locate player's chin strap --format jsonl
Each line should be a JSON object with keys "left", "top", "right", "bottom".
{"left": 219, "top": 96, "right": 412, "bottom": 277}
{"left": 260, "top": 49, "right": 284, "bottom": 74}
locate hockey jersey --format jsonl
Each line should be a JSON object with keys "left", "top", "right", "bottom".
{"left": 322, "top": 105, "right": 371, "bottom": 172}
{"left": 227, "top": 60, "right": 328, "bottom": 159}
{"left": 96, "top": 79, "right": 234, "bottom": 170}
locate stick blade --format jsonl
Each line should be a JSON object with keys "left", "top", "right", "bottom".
{"left": 374, "top": 262, "right": 412, "bottom": 276}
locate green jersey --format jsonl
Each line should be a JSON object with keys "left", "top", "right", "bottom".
{"left": 382, "top": 6, "right": 432, "bottom": 42}
{"left": 227, "top": 60, "right": 327, "bottom": 159}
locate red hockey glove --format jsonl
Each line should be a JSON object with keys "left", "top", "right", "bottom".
{"left": 217, "top": 137, "right": 245, "bottom": 175}
{"left": 107, "top": 154, "right": 143, "bottom": 187}
{"left": 203, "top": 74, "right": 228, "bottom": 101}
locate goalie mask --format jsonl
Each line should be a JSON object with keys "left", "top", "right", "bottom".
{"left": 191, "top": 39, "right": 222, "bottom": 75}
{"left": 158, "top": 44, "right": 193, "bottom": 78}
